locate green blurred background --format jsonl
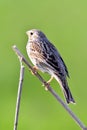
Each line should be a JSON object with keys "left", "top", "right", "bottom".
{"left": 0, "top": 0, "right": 87, "bottom": 129}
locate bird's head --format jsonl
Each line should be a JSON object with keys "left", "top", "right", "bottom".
{"left": 26, "top": 29, "right": 46, "bottom": 41}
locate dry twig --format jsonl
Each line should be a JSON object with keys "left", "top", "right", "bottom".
{"left": 13, "top": 60, "right": 24, "bottom": 130}
{"left": 12, "top": 45, "right": 87, "bottom": 130}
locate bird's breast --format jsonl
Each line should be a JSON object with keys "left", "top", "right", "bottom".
{"left": 26, "top": 42, "right": 37, "bottom": 66}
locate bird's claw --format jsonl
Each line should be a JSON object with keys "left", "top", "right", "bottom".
{"left": 42, "top": 81, "right": 50, "bottom": 91}
{"left": 31, "top": 66, "right": 38, "bottom": 75}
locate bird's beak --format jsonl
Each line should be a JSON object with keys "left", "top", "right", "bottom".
{"left": 26, "top": 31, "right": 29, "bottom": 35}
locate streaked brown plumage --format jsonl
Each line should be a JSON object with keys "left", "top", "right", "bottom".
{"left": 26, "top": 29, "right": 75, "bottom": 104}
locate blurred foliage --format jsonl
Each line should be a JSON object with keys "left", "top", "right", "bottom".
{"left": 0, "top": 0, "right": 87, "bottom": 129}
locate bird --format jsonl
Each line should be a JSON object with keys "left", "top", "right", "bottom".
{"left": 26, "top": 29, "right": 75, "bottom": 104}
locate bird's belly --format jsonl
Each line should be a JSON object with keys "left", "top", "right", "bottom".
{"left": 36, "top": 62, "right": 53, "bottom": 75}
{"left": 30, "top": 56, "right": 37, "bottom": 66}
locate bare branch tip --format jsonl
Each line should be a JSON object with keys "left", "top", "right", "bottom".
{"left": 12, "top": 45, "right": 17, "bottom": 49}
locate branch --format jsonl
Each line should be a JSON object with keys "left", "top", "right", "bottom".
{"left": 13, "top": 60, "right": 25, "bottom": 130}
{"left": 12, "top": 45, "right": 87, "bottom": 130}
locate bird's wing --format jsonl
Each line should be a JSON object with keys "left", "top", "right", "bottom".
{"left": 41, "top": 39, "right": 69, "bottom": 77}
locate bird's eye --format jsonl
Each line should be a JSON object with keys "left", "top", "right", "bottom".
{"left": 30, "top": 32, "right": 33, "bottom": 35}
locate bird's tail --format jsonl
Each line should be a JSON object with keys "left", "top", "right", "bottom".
{"left": 53, "top": 74, "right": 75, "bottom": 104}
{"left": 62, "top": 81, "right": 75, "bottom": 104}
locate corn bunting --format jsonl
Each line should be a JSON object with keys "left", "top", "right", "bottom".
{"left": 26, "top": 29, "right": 75, "bottom": 104}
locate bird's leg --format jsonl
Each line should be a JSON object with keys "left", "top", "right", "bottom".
{"left": 31, "top": 66, "right": 38, "bottom": 75}
{"left": 47, "top": 76, "right": 54, "bottom": 84}
{"left": 43, "top": 76, "right": 54, "bottom": 91}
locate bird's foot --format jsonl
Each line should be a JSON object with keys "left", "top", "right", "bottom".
{"left": 42, "top": 76, "right": 53, "bottom": 90}
{"left": 42, "top": 81, "right": 50, "bottom": 91}
{"left": 31, "top": 66, "right": 38, "bottom": 75}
